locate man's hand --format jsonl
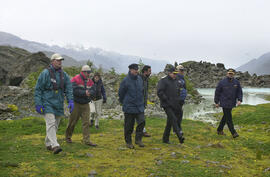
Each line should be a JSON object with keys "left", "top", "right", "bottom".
{"left": 236, "top": 101, "right": 242, "bottom": 106}
{"left": 215, "top": 104, "right": 220, "bottom": 108}
{"left": 35, "top": 105, "right": 44, "bottom": 114}
{"left": 68, "top": 100, "right": 74, "bottom": 113}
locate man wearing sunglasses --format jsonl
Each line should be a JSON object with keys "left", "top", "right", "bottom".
{"left": 65, "top": 65, "right": 97, "bottom": 146}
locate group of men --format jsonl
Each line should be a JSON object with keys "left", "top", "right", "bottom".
{"left": 34, "top": 53, "right": 243, "bottom": 153}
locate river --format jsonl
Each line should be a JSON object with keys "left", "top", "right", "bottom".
{"left": 183, "top": 88, "right": 270, "bottom": 123}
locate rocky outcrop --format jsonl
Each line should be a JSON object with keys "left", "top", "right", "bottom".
{"left": 182, "top": 61, "right": 270, "bottom": 88}
{"left": 0, "top": 46, "right": 50, "bottom": 86}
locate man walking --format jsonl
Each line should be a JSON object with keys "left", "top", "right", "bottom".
{"left": 214, "top": 68, "right": 243, "bottom": 138}
{"left": 34, "top": 53, "right": 74, "bottom": 154}
{"left": 118, "top": 64, "right": 145, "bottom": 149}
{"left": 65, "top": 65, "right": 97, "bottom": 146}
{"left": 157, "top": 65, "right": 185, "bottom": 144}
{"left": 139, "top": 65, "right": 152, "bottom": 137}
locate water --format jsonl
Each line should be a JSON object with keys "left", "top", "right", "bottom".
{"left": 183, "top": 88, "right": 270, "bottom": 123}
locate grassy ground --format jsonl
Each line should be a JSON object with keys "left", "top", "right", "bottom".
{"left": 0, "top": 104, "right": 270, "bottom": 177}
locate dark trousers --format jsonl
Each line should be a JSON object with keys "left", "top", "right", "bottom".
{"left": 124, "top": 112, "right": 145, "bottom": 144}
{"left": 163, "top": 107, "right": 183, "bottom": 142}
{"left": 217, "top": 108, "right": 236, "bottom": 135}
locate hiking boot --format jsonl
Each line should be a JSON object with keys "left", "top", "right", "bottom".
{"left": 52, "top": 146, "right": 62, "bottom": 154}
{"left": 46, "top": 145, "right": 52, "bottom": 151}
{"left": 232, "top": 133, "right": 239, "bottom": 138}
{"left": 217, "top": 131, "right": 225, "bottom": 135}
{"left": 143, "top": 132, "right": 151, "bottom": 137}
{"left": 95, "top": 125, "right": 99, "bottom": 130}
{"left": 135, "top": 141, "right": 145, "bottom": 147}
{"left": 162, "top": 141, "right": 171, "bottom": 144}
{"left": 90, "top": 120, "right": 94, "bottom": 127}
{"left": 126, "top": 143, "right": 135, "bottom": 149}
{"left": 85, "top": 142, "right": 97, "bottom": 147}
{"left": 66, "top": 138, "right": 72, "bottom": 143}
{"left": 179, "top": 136, "right": 185, "bottom": 144}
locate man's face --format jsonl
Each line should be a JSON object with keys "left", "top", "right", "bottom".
{"left": 130, "top": 68, "right": 138, "bottom": 75}
{"left": 168, "top": 72, "right": 177, "bottom": 79}
{"left": 84, "top": 71, "right": 91, "bottom": 78}
{"left": 227, "top": 72, "right": 234, "bottom": 79}
{"left": 94, "top": 75, "right": 100, "bottom": 82}
{"left": 144, "top": 68, "right": 152, "bottom": 77}
{"left": 178, "top": 69, "right": 184, "bottom": 75}
{"left": 51, "top": 59, "right": 63, "bottom": 69}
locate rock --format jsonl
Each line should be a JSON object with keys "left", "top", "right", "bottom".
{"left": 181, "top": 160, "right": 190, "bottom": 164}
{"left": 88, "top": 170, "right": 97, "bottom": 177}
{"left": 219, "top": 165, "right": 232, "bottom": 169}
{"left": 171, "top": 152, "right": 177, "bottom": 158}
{"left": 206, "top": 160, "right": 220, "bottom": 164}
{"left": 264, "top": 167, "right": 270, "bottom": 172}
{"left": 261, "top": 121, "right": 267, "bottom": 124}
{"left": 156, "top": 160, "right": 163, "bottom": 165}
{"left": 86, "top": 153, "right": 94, "bottom": 157}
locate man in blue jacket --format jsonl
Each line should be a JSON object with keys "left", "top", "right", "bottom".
{"left": 34, "top": 53, "right": 74, "bottom": 154}
{"left": 214, "top": 68, "right": 243, "bottom": 138}
{"left": 118, "top": 64, "right": 145, "bottom": 149}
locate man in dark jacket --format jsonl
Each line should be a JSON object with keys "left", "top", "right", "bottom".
{"left": 65, "top": 65, "right": 97, "bottom": 146}
{"left": 157, "top": 65, "right": 185, "bottom": 144}
{"left": 89, "top": 72, "right": 107, "bottom": 129}
{"left": 139, "top": 65, "right": 151, "bottom": 137}
{"left": 214, "top": 68, "right": 243, "bottom": 138}
{"left": 118, "top": 64, "right": 145, "bottom": 149}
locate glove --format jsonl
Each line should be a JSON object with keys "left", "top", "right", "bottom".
{"left": 68, "top": 100, "right": 74, "bottom": 113}
{"left": 103, "top": 99, "right": 107, "bottom": 104}
{"left": 35, "top": 105, "right": 44, "bottom": 114}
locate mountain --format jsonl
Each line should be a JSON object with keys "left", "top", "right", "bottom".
{"left": 237, "top": 52, "right": 270, "bottom": 75}
{"left": 0, "top": 31, "right": 167, "bottom": 73}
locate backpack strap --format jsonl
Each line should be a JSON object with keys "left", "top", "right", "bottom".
{"left": 47, "top": 66, "right": 64, "bottom": 90}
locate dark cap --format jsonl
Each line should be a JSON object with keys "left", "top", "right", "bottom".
{"left": 227, "top": 68, "right": 235, "bottom": 74}
{"left": 166, "top": 65, "right": 176, "bottom": 73}
{"left": 128, "top": 63, "right": 139, "bottom": 70}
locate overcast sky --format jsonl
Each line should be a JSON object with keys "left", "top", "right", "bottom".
{"left": 1, "top": 0, "right": 270, "bottom": 68}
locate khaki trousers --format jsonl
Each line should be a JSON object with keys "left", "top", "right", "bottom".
{"left": 44, "top": 113, "right": 61, "bottom": 148}
{"left": 66, "top": 102, "right": 91, "bottom": 143}
{"left": 90, "top": 99, "right": 103, "bottom": 126}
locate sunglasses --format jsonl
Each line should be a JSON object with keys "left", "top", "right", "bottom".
{"left": 86, "top": 71, "right": 91, "bottom": 74}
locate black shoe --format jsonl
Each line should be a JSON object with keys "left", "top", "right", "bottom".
{"left": 163, "top": 141, "right": 171, "bottom": 144}
{"left": 85, "top": 141, "right": 97, "bottom": 147}
{"left": 217, "top": 130, "right": 225, "bottom": 135}
{"left": 135, "top": 141, "right": 145, "bottom": 147}
{"left": 232, "top": 133, "right": 239, "bottom": 138}
{"left": 52, "top": 146, "right": 62, "bottom": 154}
{"left": 179, "top": 137, "right": 185, "bottom": 144}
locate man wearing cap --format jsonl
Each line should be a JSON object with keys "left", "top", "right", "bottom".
{"left": 214, "top": 68, "right": 243, "bottom": 138}
{"left": 139, "top": 65, "right": 152, "bottom": 137}
{"left": 118, "top": 63, "right": 145, "bottom": 149}
{"left": 34, "top": 53, "right": 74, "bottom": 154}
{"left": 157, "top": 64, "right": 185, "bottom": 144}
{"left": 65, "top": 65, "right": 97, "bottom": 146}
{"left": 175, "top": 64, "right": 187, "bottom": 130}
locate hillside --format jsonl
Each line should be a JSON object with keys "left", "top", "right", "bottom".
{"left": 237, "top": 52, "right": 270, "bottom": 75}
{"left": 0, "top": 104, "right": 270, "bottom": 176}
{"left": 0, "top": 31, "right": 167, "bottom": 73}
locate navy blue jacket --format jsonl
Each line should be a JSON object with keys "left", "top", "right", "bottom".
{"left": 92, "top": 78, "right": 107, "bottom": 101}
{"left": 214, "top": 77, "right": 243, "bottom": 108}
{"left": 118, "top": 72, "right": 144, "bottom": 113}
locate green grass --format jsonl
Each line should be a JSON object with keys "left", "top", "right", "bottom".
{"left": 1, "top": 104, "right": 270, "bottom": 176}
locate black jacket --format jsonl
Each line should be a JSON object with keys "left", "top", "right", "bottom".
{"left": 157, "top": 75, "right": 183, "bottom": 110}
{"left": 92, "top": 78, "right": 107, "bottom": 101}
